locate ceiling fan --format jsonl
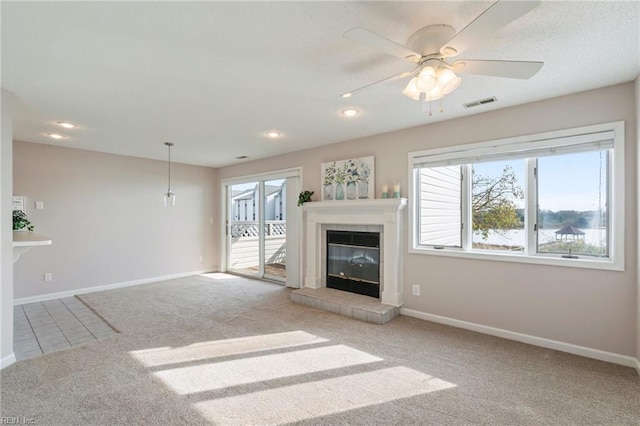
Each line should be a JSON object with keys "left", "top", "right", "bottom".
{"left": 341, "top": 0, "right": 544, "bottom": 112}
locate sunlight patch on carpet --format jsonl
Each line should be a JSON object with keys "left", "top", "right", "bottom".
{"left": 153, "top": 344, "right": 382, "bottom": 395}
{"left": 130, "top": 331, "right": 328, "bottom": 367}
{"left": 193, "top": 366, "right": 457, "bottom": 424}
{"left": 199, "top": 272, "right": 243, "bottom": 280}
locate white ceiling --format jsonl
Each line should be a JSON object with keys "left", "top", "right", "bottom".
{"left": 2, "top": 1, "right": 639, "bottom": 168}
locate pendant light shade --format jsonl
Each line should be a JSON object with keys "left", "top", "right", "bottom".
{"left": 426, "top": 85, "right": 443, "bottom": 101}
{"left": 416, "top": 66, "right": 437, "bottom": 92}
{"left": 164, "top": 142, "right": 176, "bottom": 207}
{"left": 164, "top": 191, "right": 176, "bottom": 207}
{"left": 402, "top": 77, "right": 421, "bottom": 101}
{"left": 437, "top": 68, "right": 462, "bottom": 94}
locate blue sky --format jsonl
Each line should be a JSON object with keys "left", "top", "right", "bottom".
{"left": 473, "top": 150, "right": 607, "bottom": 212}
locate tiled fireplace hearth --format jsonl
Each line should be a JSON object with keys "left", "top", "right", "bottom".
{"left": 292, "top": 199, "right": 407, "bottom": 324}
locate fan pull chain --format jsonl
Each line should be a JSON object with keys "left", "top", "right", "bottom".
{"left": 440, "top": 96, "right": 444, "bottom": 113}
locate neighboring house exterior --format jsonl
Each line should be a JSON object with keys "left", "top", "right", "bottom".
{"left": 231, "top": 182, "right": 286, "bottom": 222}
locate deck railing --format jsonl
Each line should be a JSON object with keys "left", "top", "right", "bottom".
{"left": 229, "top": 221, "right": 287, "bottom": 269}
{"left": 230, "top": 221, "right": 286, "bottom": 238}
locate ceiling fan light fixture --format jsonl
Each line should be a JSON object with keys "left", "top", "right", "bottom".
{"left": 403, "top": 65, "right": 459, "bottom": 103}
{"left": 440, "top": 46, "right": 457, "bottom": 57}
{"left": 443, "top": 76, "right": 461, "bottom": 94}
{"left": 426, "top": 85, "right": 443, "bottom": 101}
{"left": 416, "top": 66, "right": 437, "bottom": 92}
{"left": 437, "top": 68, "right": 461, "bottom": 94}
{"left": 402, "top": 78, "right": 421, "bottom": 101}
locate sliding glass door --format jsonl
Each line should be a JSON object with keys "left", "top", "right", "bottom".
{"left": 226, "top": 174, "right": 297, "bottom": 284}
{"left": 263, "top": 179, "right": 287, "bottom": 280}
{"left": 228, "top": 180, "right": 262, "bottom": 278}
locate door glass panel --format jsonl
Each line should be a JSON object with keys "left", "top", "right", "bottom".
{"left": 264, "top": 179, "right": 287, "bottom": 280}
{"left": 228, "top": 182, "right": 260, "bottom": 276}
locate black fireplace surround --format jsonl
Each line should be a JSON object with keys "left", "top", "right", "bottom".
{"left": 326, "top": 230, "right": 380, "bottom": 298}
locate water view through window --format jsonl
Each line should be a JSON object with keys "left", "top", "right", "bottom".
{"left": 471, "top": 159, "right": 525, "bottom": 251}
{"left": 537, "top": 150, "right": 608, "bottom": 257}
{"left": 469, "top": 152, "right": 608, "bottom": 257}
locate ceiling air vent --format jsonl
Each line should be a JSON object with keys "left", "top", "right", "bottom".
{"left": 463, "top": 97, "right": 497, "bottom": 109}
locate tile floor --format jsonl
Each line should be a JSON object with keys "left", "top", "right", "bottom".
{"left": 13, "top": 297, "right": 118, "bottom": 361}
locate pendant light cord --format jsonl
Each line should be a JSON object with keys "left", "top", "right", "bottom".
{"left": 165, "top": 142, "right": 174, "bottom": 193}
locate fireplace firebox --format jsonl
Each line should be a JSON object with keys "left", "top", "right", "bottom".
{"left": 326, "top": 230, "right": 380, "bottom": 298}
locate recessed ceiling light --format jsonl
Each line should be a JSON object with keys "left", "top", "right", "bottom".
{"left": 265, "top": 131, "right": 282, "bottom": 138}
{"left": 56, "top": 121, "right": 77, "bottom": 129}
{"left": 46, "top": 133, "right": 65, "bottom": 139}
{"left": 341, "top": 93, "right": 352, "bottom": 98}
{"left": 341, "top": 108, "right": 360, "bottom": 117}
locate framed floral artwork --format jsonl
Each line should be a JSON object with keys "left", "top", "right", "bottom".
{"left": 321, "top": 156, "right": 374, "bottom": 201}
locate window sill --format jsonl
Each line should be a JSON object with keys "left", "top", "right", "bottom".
{"left": 408, "top": 246, "right": 623, "bottom": 271}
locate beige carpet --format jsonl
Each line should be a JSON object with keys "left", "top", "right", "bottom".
{"left": 1, "top": 273, "right": 638, "bottom": 425}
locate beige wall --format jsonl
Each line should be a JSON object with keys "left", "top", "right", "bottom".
{"left": 13, "top": 142, "right": 219, "bottom": 300}
{"left": 1, "top": 90, "right": 15, "bottom": 366}
{"left": 219, "top": 82, "right": 637, "bottom": 357}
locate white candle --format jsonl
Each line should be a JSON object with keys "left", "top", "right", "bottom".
{"left": 382, "top": 184, "right": 388, "bottom": 193}
{"left": 394, "top": 184, "right": 400, "bottom": 193}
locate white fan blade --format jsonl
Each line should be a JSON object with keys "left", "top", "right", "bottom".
{"left": 341, "top": 66, "right": 420, "bottom": 98}
{"left": 454, "top": 60, "right": 543, "bottom": 79}
{"left": 441, "top": 1, "right": 540, "bottom": 56}
{"left": 344, "top": 27, "right": 422, "bottom": 62}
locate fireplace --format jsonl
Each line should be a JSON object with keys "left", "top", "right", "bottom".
{"left": 326, "top": 230, "right": 380, "bottom": 298}
{"left": 303, "top": 198, "right": 407, "bottom": 307}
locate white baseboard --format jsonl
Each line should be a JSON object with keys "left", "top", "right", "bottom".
{"left": 401, "top": 308, "right": 638, "bottom": 369}
{"left": 13, "top": 270, "right": 211, "bottom": 305}
{"left": 1, "top": 353, "right": 16, "bottom": 370}
{"left": 635, "top": 358, "right": 640, "bottom": 376}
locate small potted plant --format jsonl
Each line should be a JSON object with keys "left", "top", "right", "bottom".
{"left": 13, "top": 210, "right": 34, "bottom": 231}
{"left": 297, "top": 190, "right": 314, "bottom": 207}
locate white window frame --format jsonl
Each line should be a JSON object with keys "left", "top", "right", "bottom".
{"left": 408, "top": 121, "right": 625, "bottom": 271}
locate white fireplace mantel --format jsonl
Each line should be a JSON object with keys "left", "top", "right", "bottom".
{"left": 303, "top": 198, "right": 407, "bottom": 307}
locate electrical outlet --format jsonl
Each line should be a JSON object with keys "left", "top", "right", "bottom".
{"left": 412, "top": 284, "right": 420, "bottom": 296}
{"left": 44, "top": 273, "right": 53, "bottom": 282}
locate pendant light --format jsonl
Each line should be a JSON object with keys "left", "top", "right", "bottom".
{"left": 163, "top": 142, "right": 176, "bottom": 207}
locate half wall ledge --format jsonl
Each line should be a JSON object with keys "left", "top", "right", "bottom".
{"left": 13, "top": 231, "right": 52, "bottom": 263}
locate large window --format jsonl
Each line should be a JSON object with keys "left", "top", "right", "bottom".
{"left": 409, "top": 122, "right": 624, "bottom": 270}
